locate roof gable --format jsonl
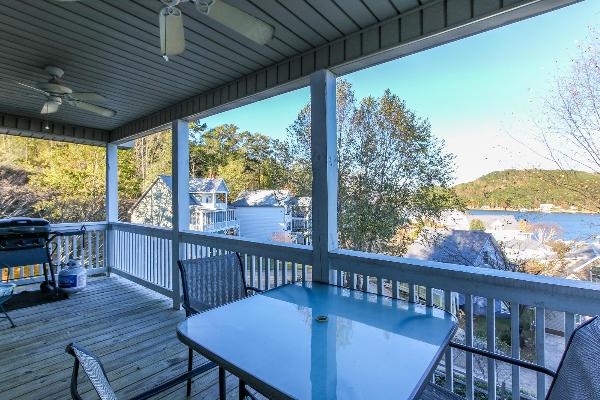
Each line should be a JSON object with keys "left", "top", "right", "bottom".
{"left": 231, "top": 190, "right": 291, "bottom": 207}
{"left": 159, "top": 175, "right": 228, "bottom": 194}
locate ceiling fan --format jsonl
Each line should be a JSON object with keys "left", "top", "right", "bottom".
{"left": 159, "top": 0, "right": 275, "bottom": 61}
{"left": 56, "top": 0, "right": 275, "bottom": 61}
{"left": 16, "top": 66, "right": 116, "bottom": 118}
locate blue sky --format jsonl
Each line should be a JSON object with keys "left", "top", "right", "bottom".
{"left": 202, "top": 0, "right": 599, "bottom": 184}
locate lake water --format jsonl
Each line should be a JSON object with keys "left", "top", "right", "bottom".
{"left": 468, "top": 209, "right": 600, "bottom": 242}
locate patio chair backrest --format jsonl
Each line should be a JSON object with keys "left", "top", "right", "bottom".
{"left": 546, "top": 316, "right": 600, "bottom": 400}
{"left": 66, "top": 343, "right": 118, "bottom": 400}
{"left": 178, "top": 253, "right": 247, "bottom": 315}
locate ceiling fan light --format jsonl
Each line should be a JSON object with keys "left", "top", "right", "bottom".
{"left": 41, "top": 100, "right": 60, "bottom": 114}
{"left": 204, "top": 0, "right": 274, "bottom": 45}
{"left": 159, "top": 6, "right": 186, "bottom": 59}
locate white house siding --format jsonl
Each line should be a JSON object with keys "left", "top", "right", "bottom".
{"left": 235, "top": 207, "right": 287, "bottom": 242}
{"left": 130, "top": 181, "right": 173, "bottom": 228}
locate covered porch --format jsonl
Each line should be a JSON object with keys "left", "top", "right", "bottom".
{"left": 0, "top": 1, "right": 596, "bottom": 399}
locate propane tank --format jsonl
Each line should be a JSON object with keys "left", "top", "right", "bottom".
{"left": 58, "top": 258, "right": 87, "bottom": 293}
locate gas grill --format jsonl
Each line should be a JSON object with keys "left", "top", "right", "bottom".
{"left": 0, "top": 218, "right": 85, "bottom": 295}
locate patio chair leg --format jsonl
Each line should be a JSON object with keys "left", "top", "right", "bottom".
{"left": 0, "top": 305, "right": 15, "bottom": 328}
{"left": 219, "top": 367, "right": 226, "bottom": 400}
{"left": 186, "top": 347, "right": 193, "bottom": 397}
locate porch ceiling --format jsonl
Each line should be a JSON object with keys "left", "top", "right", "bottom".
{"left": 0, "top": 0, "right": 579, "bottom": 145}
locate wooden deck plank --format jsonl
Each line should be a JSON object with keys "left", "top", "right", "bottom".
{"left": 0, "top": 276, "right": 230, "bottom": 400}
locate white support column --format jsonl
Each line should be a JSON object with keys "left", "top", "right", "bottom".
{"left": 171, "top": 120, "right": 190, "bottom": 309}
{"left": 310, "top": 69, "right": 338, "bottom": 283}
{"left": 105, "top": 143, "right": 118, "bottom": 276}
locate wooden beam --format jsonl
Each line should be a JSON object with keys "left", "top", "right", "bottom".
{"left": 171, "top": 119, "right": 189, "bottom": 310}
{"left": 310, "top": 70, "right": 337, "bottom": 283}
{"left": 0, "top": 112, "right": 109, "bottom": 144}
{"left": 109, "top": 0, "right": 578, "bottom": 143}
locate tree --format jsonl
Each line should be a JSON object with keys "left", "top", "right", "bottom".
{"left": 284, "top": 80, "right": 462, "bottom": 255}
{"left": 0, "top": 165, "right": 40, "bottom": 218}
{"left": 537, "top": 29, "right": 600, "bottom": 211}
{"left": 469, "top": 218, "right": 486, "bottom": 231}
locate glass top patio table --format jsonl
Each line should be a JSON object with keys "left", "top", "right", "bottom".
{"left": 177, "top": 282, "right": 457, "bottom": 400}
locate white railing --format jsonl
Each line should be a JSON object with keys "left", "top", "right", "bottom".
{"left": 180, "top": 230, "right": 312, "bottom": 290}
{"left": 190, "top": 209, "right": 238, "bottom": 233}
{"left": 105, "top": 223, "right": 600, "bottom": 400}
{"left": 1, "top": 222, "right": 107, "bottom": 286}
{"left": 330, "top": 249, "right": 600, "bottom": 400}
{"left": 109, "top": 222, "right": 173, "bottom": 297}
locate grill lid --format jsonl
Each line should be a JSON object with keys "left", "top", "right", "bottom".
{"left": 0, "top": 217, "right": 50, "bottom": 234}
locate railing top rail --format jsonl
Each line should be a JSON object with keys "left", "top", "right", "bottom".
{"left": 109, "top": 222, "right": 172, "bottom": 239}
{"left": 50, "top": 221, "right": 107, "bottom": 231}
{"left": 331, "top": 248, "right": 600, "bottom": 315}
{"left": 180, "top": 230, "right": 312, "bottom": 265}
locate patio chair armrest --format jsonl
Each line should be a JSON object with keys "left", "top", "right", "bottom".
{"left": 246, "top": 286, "right": 263, "bottom": 295}
{"left": 449, "top": 342, "right": 556, "bottom": 377}
{"left": 129, "top": 361, "right": 216, "bottom": 400}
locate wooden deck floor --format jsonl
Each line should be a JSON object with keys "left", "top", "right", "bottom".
{"left": 0, "top": 276, "right": 241, "bottom": 400}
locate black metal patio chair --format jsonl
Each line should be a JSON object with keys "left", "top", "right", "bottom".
{"left": 420, "top": 315, "right": 600, "bottom": 400}
{"left": 178, "top": 252, "right": 262, "bottom": 399}
{"left": 0, "top": 282, "right": 16, "bottom": 328}
{"left": 65, "top": 342, "right": 213, "bottom": 400}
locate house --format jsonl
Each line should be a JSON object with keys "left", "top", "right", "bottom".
{"left": 539, "top": 203, "right": 554, "bottom": 212}
{"left": 231, "top": 190, "right": 294, "bottom": 243}
{"left": 405, "top": 228, "right": 512, "bottom": 317}
{"left": 130, "top": 175, "right": 239, "bottom": 234}
{"left": 503, "top": 238, "right": 553, "bottom": 261}
{"left": 466, "top": 214, "right": 529, "bottom": 242}
{"left": 405, "top": 228, "right": 511, "bottom": 270}
{"left": 287, "top": 196, "right": 312, "bottom": 245}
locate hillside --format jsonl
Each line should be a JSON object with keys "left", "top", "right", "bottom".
{"left": 454, "top": 169, "right": 600, "bottom": 211}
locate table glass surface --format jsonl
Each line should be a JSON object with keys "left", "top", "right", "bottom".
{"left": 177, "top": 282, "right": 457, "bottom": 400}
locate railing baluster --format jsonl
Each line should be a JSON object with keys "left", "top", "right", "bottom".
{"left": 95, "top": 233, "right": 100, "bottom": 270}
{"left": 465, "top": 294, "right": 474, "bottom": 400}
{"left": 564, "top": 312, "right": 575, "bottom": 344}
{"left": 274, "top": 259, "right": 279, "bottom": 287}
{"left": 291, "top": 261, "right": 297, "bottom": 283}
{"left": 266, "top": 258, "right": 271, "bottom": 290}
{"left": 487, "top": 296, "right": 496, "bottom": 400}
{"left": 409, "top": 283, "right": 416, "bottom": 303}
{"left": 377, "top": 277, "right": 383, "bottom": 295}
{"left": 511, "top": 302, "right": 521, "bottom": 400}
{"left": 426, "top": 287, "right": 433, "bottom": 307}
{"left": 535, "top": 307, "right": 546, "bottom": 400}
{"left": 250, "top": 256, "right": 256, "bottom": 288}
{"left": 302, "top": 263, "right": 307, "bottom": 284}
{"left": 444, "top": 290, "right": 453, "bottom": 392}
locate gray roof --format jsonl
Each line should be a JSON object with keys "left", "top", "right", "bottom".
{"left": 405, "top": 229, "right": 496, "bottom": 267}
{"left": 231, "top": 190, "right": 291, "bottom": 207}
{"left": 466, "top": 214, "right": 519, "bottom": 230}
{"left": 159, "top": 175, "right": 228, "bottom": 194}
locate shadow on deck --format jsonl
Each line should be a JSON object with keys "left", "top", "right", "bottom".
{"left": 0, "top": 276, "right": 240, "bottom": 400}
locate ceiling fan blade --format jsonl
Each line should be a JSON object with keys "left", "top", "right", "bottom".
{"left": 159, "top": 6, "right": 185, "bottom": 59}
{"left": 41, "top": 101, "right": 60, "bottom": 114}
{"left": 70, "top": 92, "right": 106, "bottom": 102}
{"left": 16, "top": 82, "right": 50, "bottom": 97}
{"left": 69, "top": 100, "right": 116, "bottom": 117}
{"left": 198, "top": 0, "right": 274, "bottom": 45}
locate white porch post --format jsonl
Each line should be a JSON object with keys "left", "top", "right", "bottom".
{"left": 105, "top": 143, "right": 118, "bottom": 276}
{"left": 171, "top": 120, "right": 190, "bottom": 309}
{"left": 310, "top": 69, "right": 338, "bottom": 283}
